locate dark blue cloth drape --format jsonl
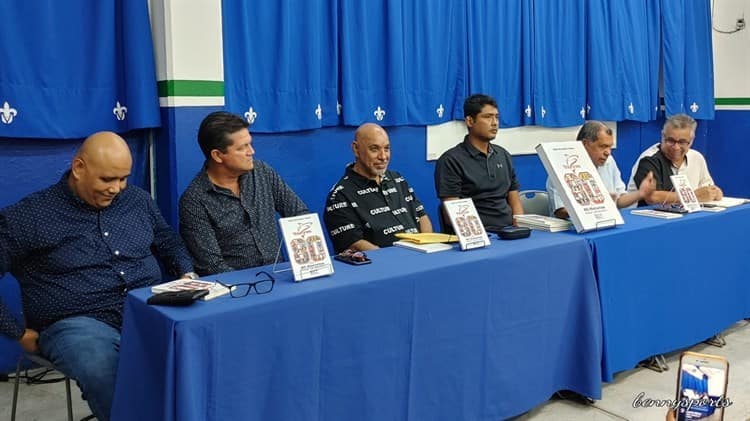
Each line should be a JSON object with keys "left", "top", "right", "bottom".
{"left": 221, "top": 0, "right": 714, "bottom": 132}
{"left": 662, "top": 0, "right": 715, "bottom": 119}
{"left": 338, "top": 0, "right": 467, "bottom": 126}
{"left": 586, "top": 0, "right": 661, "bottom": 122}
{"left": 222, "top": 0, "right": 340, "bottom": 132}
{"left": 0, "top": 0, "right": 161, "bottom": 139}
{"left": 466, "top": 0, "right": 531, "bottom": 128}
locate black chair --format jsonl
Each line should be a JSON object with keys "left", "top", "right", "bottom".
{"left": 11, "top": 353, "right": 74, "bottom": 421}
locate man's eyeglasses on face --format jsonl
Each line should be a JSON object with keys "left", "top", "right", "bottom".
{"left": 216, "top": 271, "right": 276, "bottom": 297}
{"left": 663, "top": 137, "right": 691, "bottom": 147}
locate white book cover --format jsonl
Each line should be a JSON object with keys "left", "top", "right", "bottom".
{"left": 393, "top": 240, "right": 454, "bottom": 253}
{"left": 702, "top": 196, "right": 749, "bottom": 208}
{"left": 536, "top": 142, "right": 623, "bottom": 233}
{"left": 151, "top": 279, "right": 232, "bottom": 300}
{"left": 630, "top": 209, "right": 684, "bottom": 219}
{"left": 514, "top": 214, "right": 572, "bottom": 228}
{"left": 278, "top": 213, "right": 334, "bottom": 282}
{"left": 442, "top": 199, "right": 491, "bottom": 250}
{"left": 670, "top": 175, "right": 701, "bottom": 213}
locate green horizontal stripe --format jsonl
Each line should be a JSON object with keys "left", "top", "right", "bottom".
{"left": 715, "top": 97, "right": 750, "bottom": 105}
{"left": 158, "top": 80, "right": 224, "bottom": 97}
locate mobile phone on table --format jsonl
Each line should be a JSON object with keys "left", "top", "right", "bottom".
{"left": 333, "top": 249, "right": 372, "bottom": 265}
{"left": 675, "top": 351, "right": 729, "bottom": 420}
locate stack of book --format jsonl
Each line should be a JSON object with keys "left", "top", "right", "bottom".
{"left": 514, "top": 214, "right": 573, "bottom": 232}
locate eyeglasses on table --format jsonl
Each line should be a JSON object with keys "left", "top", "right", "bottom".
{"left": 215, "top": 270, "right": 276, "bottom": 297}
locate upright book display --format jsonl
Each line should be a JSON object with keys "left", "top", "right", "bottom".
{"left": 278, "top": 213, "right": 334, "bottom": 281}
{"left": 442, "top": 198, "right": 491, "bottom": 250}
{"left": 536, "top": 141, "right": 623, "bottom": 233}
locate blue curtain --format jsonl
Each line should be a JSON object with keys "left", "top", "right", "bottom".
{"left": 0, "top": 0, "right": 161, "bottom": 139}
{"left": 338, "top": 0, "right": 467, "bottom": 126}
{"left": 530, "top": 0, "right": 587, "bottom": 127}
{"left": 222, "top": 0, "right": 340, "bottom": 132}
{"left": 586, "top": 0, "right": 661, "bottom": 122}
{"left": 466, "top": 0, "right": 532, "bottom": 128}
{"left": 662, "top": 0, "right": 714, "bottom": 119}
{"left": 221, "top": 0, "right": 714, "bottom": 132}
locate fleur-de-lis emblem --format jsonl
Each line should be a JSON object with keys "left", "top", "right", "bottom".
{"left": 628, "top": 102, "right": 635, "bottom": 114}
{"left": 524, "top": 105, "right": 532, "bottom": 118}
{"left": 113, "top": 101, "right": 128, "bottom": 121}
{"left": 1, "top": 101, "right": 18, "bottom": 124}
{"left": 315, "top": 104, "right": 323, "bottom": 120}
{"left": 373, "top": 106, "right": 386, "bottom": 121}
{"left": 579, "top": 107, "right": 586, "bottom": 119}
{"left": 586, "top": 104, "right": 591, "bottom": 114}
{"left": 244, "top": 107, "right": 257, "bottom": 124}
{"left": 436, "top": 104, "right": 444, "bottom": 118}
{"left": 337, "top": 101, "right": 342, "bottom": 115}
{"left": 690, "top": 102, "right": 699, "bottom": 113}
{"left": 540, "top": 106, "right": 547, "bottom": 119}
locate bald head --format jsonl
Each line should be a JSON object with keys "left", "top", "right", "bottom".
{"left": 354, "top": 123, "right": 388, "bottom": 143}
{"left": 352, "top": 123, "right": 391, "bottom": 181}
{"left": 69, "top": 131, "right": 133, "bottom": 209}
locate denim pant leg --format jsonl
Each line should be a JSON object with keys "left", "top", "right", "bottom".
{"left": 38, "top": 316, "right": 121, "bottom": 421}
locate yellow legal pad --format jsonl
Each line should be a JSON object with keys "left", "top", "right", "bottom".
{"left": 394, "top": 233, "right": 459, "bottom": 244}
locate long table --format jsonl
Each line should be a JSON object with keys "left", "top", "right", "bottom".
{"left": 571, "top": 205, "right": 750, "bottom": 381}
{"left": 111, "top": 232, "right": 602, "bottom": 421}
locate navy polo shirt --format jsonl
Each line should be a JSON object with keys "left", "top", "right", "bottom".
{"left": 435, "top": 136, "right": 520, "bottom": 229}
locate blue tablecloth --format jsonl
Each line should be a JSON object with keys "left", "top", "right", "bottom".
{"left": 573, "top": 205, "right": 750, "bottom": 381}
{"left": 112, "top": 232, "right": 602, "bottom": 421}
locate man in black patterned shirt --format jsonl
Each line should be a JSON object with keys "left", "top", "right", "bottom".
{"left": 179, "top": 112, "right": 308, "bottom": 275}
{"left": 324, "top": 123, "right": 433, "bottom": 253}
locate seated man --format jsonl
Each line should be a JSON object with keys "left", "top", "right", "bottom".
{"left": 324, "top": 123, "right": 433, "bottom": 253}
{"left": 0, "top": 132, "right": 195, "bottom": 421}
{"left": 628, "top": 113, "right": 722, "bottom": 206}
{"left": 179, "top": 111, "right": 309, "bottom": 275}
{"left": 547, "top": 121, "right": 656, "bottom": 218}
{"left": 434, "top": 93, "right": 523, "bottom": 229}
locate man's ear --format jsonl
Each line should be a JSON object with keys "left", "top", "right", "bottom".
{"left": 70, "top": 157, "right": 85, "bottom": 180}
{"left": 210, "top": 149, "right": 223, "bottom": 164}
{"left": 351, "top": 140, "right": 359, "bottom": 159}
{"left": 465, "top": 116, "right": 474, "bottom": 129}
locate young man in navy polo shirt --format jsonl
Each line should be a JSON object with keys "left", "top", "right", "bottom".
{"left": 434, "top": 94, "right": 523, "bottom": 230}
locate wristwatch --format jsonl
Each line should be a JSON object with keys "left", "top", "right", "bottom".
{"left": 184, "top": 272, "right": 200, "bottom": 280}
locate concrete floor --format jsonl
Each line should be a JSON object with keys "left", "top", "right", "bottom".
{"left": 2, "top": 320, "right": 749, "bottom": 421}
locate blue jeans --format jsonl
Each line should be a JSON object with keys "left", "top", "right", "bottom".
{"left": 38, "top": 316, "right": 120, "bottom": 421}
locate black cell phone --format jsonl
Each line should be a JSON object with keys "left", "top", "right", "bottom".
{"left": 334, "top": 253, "right": 372, "bottom": 265}
{"left": 655, "top": 204, "right": 689, "bottom": 214}
{"left": 147, "top": 289, "right": 209, "bottom": 306}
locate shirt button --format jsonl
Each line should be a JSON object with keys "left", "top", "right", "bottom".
{"left": 104, "top": 232, "right": 109, "bottom": 237}
{"left": 114, "top": 250, "right": 120, "bottom": 256}
{"left": 119, "top": 271, "right": 125, "bottom": 276}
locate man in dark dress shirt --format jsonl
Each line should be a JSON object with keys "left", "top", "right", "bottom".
{"left": 434, "top": 94, "right": 523, "bottom": 230}
{"left": 324, "top": 123, "right": 433, "bottom": 253}
{"left": 179, "top": 112, "right": 308, "bottom": 275}
{"left": 0, "top": 132, "right": 195, "bottom": 421}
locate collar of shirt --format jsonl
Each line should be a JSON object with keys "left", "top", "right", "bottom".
{"left": 461, "top": 135, "right": 496, "bottom": 159}
{"left": 344, "top": 163, "right": 391, "bottom": 187}
{"left": 195, "top": 164, "right": 251, "bottom": 197}
{"left": 656, "top": 144, "right": 690, "bottom": 170}
{"left": 58, "top": 170, "right": 123, "bottom": 211}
